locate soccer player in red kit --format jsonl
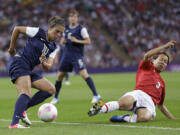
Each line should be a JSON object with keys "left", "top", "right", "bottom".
{"left": 88, "top": 40, "right": 176, "bottom": 123}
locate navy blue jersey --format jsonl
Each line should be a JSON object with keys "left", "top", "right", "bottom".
{"left": 63, "top": 24, "right": 85, "bottom": 56}
{"left": 17, "top": 28, "right": 57, "bottom": 70}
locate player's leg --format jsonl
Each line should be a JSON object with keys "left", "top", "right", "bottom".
{"left": 64, "top": 73, "right": 70, "bottom": 85}
{"left": 50, "top": 71, "right": 66, "bottom": 104}
{"left": 136, "top": 108, "right": 153, "bottom": 122}
{"left": 110, "top": 90, "right": 155, "bottom": 123}
{"left": 9, "top": 76, "right": 31, "bottom": 128}
{"left": 88, "top": 95, "right": 135, "bottom": 116}
{"left": 26, "top": 77, "right": 55, "bottom": 110}
{"left": 110, "top": 108, "right": 153, "bottom": 123}
{"left": 79, "top": 69, "right": 101, "bottom": 103}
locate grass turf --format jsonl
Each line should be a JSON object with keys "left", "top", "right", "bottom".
{"left": 0, "top": 72, "right": 179, "bottom": 135}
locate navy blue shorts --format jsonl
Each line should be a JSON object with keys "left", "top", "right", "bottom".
{"left": 8, "top": 57, "right": 42, "bottom": 83}
{"left": 58, "top": 55, "right": 86, "bottom": 72}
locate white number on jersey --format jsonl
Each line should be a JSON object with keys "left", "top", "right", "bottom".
{"left": 78, "top": 59, "right": 83, "bottom": 68}
{"left": 156, "top": 82, "right": 161, "bottom": 89}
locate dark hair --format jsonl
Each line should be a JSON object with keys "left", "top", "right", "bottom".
{"left": 48, "top": 16, "right": 65, "bottom": 28}
{"left": 68, "top": 9, "right": 79, "bottom": 16}
{"left": 154, "top": 52, "right": 171, "bottom": 64}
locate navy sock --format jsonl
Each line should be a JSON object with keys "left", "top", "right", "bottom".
{"left": 54, "top": 80, "right": 62, "bottom": 98}
{"left": 85, "top": 77, "right": 98, "bottom": 96}
{"left": 26, "top": 91, "right": 52, "bottom": 110}
{"left": 65, "top": 74, "right": 69, "bottom": 81}
{"left": 11, "top": 94, "right": 31, "bottom": 125}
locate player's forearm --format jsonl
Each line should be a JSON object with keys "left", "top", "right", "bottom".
{"left": 75, "top": 39, "right": 90, "bottom": 44}
{"left": 41, "top": 57, "right": 54, "bottom": 71}
{"left": 144, "top": 44, "right": 168, "bottom": 60}
{"left": 10, "top": 26, "right": 27, "bottom": 49}
{"left": 158, "top": 105, "right": 175, "bottom": 119}
{"left": 41, "top": 62, "right": 52, "bottom": 71}
{"left": 144, "top": 41, "right": 176, "bottom": 61}
{"left": 9, "top": 27, "right": 20, "bottom": 49}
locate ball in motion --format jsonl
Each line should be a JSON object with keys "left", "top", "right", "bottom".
{"left": 38, "top": 103, "right": 58, "bottom": 122}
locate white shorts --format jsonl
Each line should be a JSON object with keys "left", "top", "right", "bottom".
{"left": 123, "top": 90, "right": 156, "bottom": 119}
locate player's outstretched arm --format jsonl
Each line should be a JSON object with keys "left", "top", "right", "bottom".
{"left": 144, "top": 40, "right": 176, "bottom": 62}
{"left": 8, "top": 26, "right": 27, "bottom": 56}
{"left": 158, "top": 104, "right": 175, "bottom": 120}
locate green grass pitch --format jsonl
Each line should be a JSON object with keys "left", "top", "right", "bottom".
{"left": 0, "top": 72, "right": 180, "bottom": 135}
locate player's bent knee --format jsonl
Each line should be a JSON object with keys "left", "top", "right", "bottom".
{"left": 118, "top": 96, "right": 135, "bottom": 110}
{"left": 48, "top": 86, "right": 56, "bottom": 94}
{"left": 137, "top": 113, "right": 152, "bottom": 122}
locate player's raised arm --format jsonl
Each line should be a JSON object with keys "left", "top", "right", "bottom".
{"left": 8, "top": 26, "right": 26, "bottom": 56}
{"left": 8, "top": 26, "right": 39, "bottom": 56}
{"left": 158, "top": 104, "right": 175, "bottom": 119}
{"left": 144, "top": 40, "right": 176, "bottom": 62}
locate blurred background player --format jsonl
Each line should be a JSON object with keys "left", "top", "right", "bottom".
{"left": 88, "top": 41, "right": 176, "bottom": 123}
{"left": 50, "top": 9, "right": 101, "bottom": 104}
{"left": 56, "top": 44, "right": 71, "bottom": 85}
{"left": 8, "top": 16, "right": 65, "bottom": 128}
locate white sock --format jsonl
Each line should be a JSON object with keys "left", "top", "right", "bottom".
{"left": 123, "top": 114, "right": 137, "bottom": 123}
{"left": 99, "top": 101, "right": 119, "bottom": 113}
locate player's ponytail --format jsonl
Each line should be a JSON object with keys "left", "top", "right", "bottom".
{"left": 48, "top": 16, "right": 65, "bottom": 28}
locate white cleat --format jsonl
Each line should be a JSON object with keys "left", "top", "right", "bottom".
{"left": 64, "top": 81, "right": 71, "bottom": 85}
{"left": 9, "top": 124, "right": 30, "bottom": 129}
{"left": 50, "top": 98, "right": 59, "bottom": 104}
{"left": 91, "top": 95, "right": 101, "bottom": 103}
{"left": 20, "top": 111, "right": 32, "bottom": 126}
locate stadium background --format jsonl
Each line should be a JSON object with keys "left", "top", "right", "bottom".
{"left": 0, "top": 0, "right": 180, "bottom": 134}
{"left": 0, "top": 0, "right": 179, "bottom": 75}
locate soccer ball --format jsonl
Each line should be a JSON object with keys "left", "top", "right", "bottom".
{"left": 38, "top": 103, "right": 58, "bottom": 122}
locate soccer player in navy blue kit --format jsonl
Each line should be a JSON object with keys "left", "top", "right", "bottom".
{"left": 8, "top": 16, "right": 65, "bottom": 128}
{"left": 51, "top": 9, "right": 101, "bottom": 104}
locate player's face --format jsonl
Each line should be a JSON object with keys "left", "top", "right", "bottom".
{"left": 68, "top": 14, "right": 78, "bottom": 25}
{"left": 48, "top": 25, "right": 65, "bottom": 41}
{"left": 153, "top": 54, "right": 168, "bottom": 72}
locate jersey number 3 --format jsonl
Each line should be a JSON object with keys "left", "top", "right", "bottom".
{"left": 156, "top": 82, "right": 161, "bottom": 89}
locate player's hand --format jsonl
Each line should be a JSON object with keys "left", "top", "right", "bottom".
{"left": 39, "top": 54, "right": 47, "bottom": 64}
{"left": 165, "top": 40, "right": 176, "bottom": 49}
{"left": 8, "top": 47, "right": 16, "bottom": 56}
{"left": 70, "top": 36, "right": 78, "bottom": 43}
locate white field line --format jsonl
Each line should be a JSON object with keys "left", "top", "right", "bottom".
{"left": 0, "top": 119, "right": 180, "bottom": 131}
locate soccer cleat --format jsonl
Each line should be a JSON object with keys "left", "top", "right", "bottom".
{"left": 64, "top": 81, "right": 71, "bottom": 85}
{"left": 50, "top": 97, "right": 59, "bottom": 104}
{"left": 20, "top": 111, "right": 32, "bottom": 126}
{"left": 8, "top": 124, "right": 30, "bottom": 129}
{"left": 110, "top": 114, "right": 130, "bottom": 123}
{"left": 88, "top": 100, "right": 104, "bottom": 116}
{"left": 91, "top": 95, "right": 101, "bottom": 103}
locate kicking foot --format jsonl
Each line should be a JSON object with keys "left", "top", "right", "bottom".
{"left": 91, "top": 95, "right": 101, "bottom": 103}
{"left": 50, "top": 98, "right": 59, "bottom": 104}
{"left": 110, "top": 114, "right": 130, "bottom": 123}
{"left": 88, "top": 100, "right": 104, "bottom": 116}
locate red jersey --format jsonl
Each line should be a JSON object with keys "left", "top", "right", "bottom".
{"left": 135, "top": 60, "right": 165, "bottom": 105}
